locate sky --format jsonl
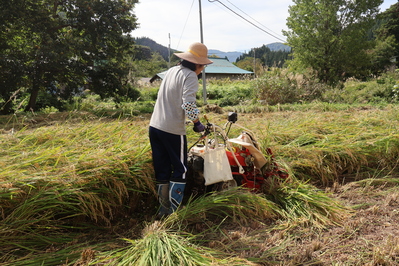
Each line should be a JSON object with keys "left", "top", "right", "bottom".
{"left": 132, "top": 0, "right": 398, "bottom": 52}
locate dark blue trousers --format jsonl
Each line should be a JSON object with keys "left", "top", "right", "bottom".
{"left": 149, "top": 126, "right": 187, "bottom": 183}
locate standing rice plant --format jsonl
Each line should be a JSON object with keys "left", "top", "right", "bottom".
{"left": 253, "top": 106, "right": 399, "bottom": 185}
{"left": 1, "top": 117, "right": 157, "bottom": 265}
{"left": 1, "top": 119, "right": 155, "bottom": 224}
{"left": 0, "top": 184, "right": 85, "bottom": 260}
{"left": 285, "top": 147, "right": 368, "bottom": 185}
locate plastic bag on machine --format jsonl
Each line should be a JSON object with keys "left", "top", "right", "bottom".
{"left": 203, "top": 146, "right": 234, "bottom": 186}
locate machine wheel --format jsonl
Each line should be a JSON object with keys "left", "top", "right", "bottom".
{"left": 213, "top": 179, "right": 237, "bottom": 191}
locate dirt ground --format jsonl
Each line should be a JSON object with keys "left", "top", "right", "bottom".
{"left": 278, "top": 181, "right": 399, "bottom": 265}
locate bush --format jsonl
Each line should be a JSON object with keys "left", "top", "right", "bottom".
{"left": 322, "top": 72, "right": 399, "bottom": 104}
{"left": 253, "top": 73, "right": 298, "bottom": 105}
{"left": 121, "top": 84, "right": 141, "bottom": 101}
{"left": 205, "top": 79, "right": 253, "bottom": 107}
{"left": 138, "top": 86, "right": 159, "bottom": 101}
{"left": 252, "top": 68, "right": 330, "bottom": 105}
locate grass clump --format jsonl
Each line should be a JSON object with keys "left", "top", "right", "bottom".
{"left": 91, "top": 222, "right": 259, "bottom": 266}
{"left": 165, "top": 188, "right": 279, "bottom": 230}
{"left": 263, "top": 178, "right": 350, "bottom": 229}
{"left": 93, "top": 222, "right": 213, "bottom": 266}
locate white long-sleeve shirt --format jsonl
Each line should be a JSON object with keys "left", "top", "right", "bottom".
{"left": 149, "top": 65, "right": 200, "bottom": 135}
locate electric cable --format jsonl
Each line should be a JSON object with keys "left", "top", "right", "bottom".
{"left": 224, "top": 0, "right": 285, "bottom": 40}
{"left": 208, "top": 0, "right": 286, "bottom": 42}
{"left": 177, "top": 0, "right": 196, "bottom": 50}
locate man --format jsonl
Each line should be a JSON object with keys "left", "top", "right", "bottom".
{"left": 149, "top": 42, "right": 213, "bottom": 218}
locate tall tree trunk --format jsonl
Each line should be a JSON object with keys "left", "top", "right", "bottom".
{"left": 25, "top": 82, "right": 40, "bottom": 112}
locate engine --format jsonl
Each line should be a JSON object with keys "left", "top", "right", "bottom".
{"left": 185, "top": 143, "right": 266, "bottom": 200}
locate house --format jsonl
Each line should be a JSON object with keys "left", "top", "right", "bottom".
{"left": 150, "top": 58, "right": 253, "bottom": 83}
{"left": 204, "top": 57, "right": 253, "bottom": 79}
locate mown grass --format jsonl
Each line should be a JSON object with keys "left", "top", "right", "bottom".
{"left": 0, "top": 102, "right": 398, "bottom": 265}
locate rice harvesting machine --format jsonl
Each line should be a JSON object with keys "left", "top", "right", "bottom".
{"left": 185, "top": 112, "right": 288, "bottom": 198}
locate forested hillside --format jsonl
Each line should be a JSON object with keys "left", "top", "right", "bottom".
{"left": 266, "top": 42, "right": 291, "bottom": 52}
{"left": 236, "top": 44, "right": 292, "bottom": 68}
{"left": 134, "top": 37, "right": 177, "bottom": 62}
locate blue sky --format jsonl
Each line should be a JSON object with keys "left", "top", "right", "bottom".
{"left": 132, "top": 0, "right": 398, "bottom": 52}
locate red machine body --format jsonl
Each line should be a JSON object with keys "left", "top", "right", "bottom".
{"left": 225, "top": 147, "right": 264, "bottom": 192}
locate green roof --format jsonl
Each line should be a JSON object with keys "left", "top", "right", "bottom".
{"left": 205, "top": 58, "right": 253, "bottom": 74}
{"left": 150, "top": 57, "right": 252, "bottom": 82}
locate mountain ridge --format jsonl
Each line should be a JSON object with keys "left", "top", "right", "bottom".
{"left": 209, "top": 43, "right": 291, "bottom": 62}
{"left": 134, "top": 37, "right": 291, "bottom": 62}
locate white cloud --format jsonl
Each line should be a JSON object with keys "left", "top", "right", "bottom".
{"left": 132, "top": 0, "right": 397, "bottom": 52}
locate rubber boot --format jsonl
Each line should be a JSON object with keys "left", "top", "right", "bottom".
{"left": 170, "top": 181, "right": 186, "bottom": 212}
{"left": 156, "top": 183, "right": 171, "bottom": 219}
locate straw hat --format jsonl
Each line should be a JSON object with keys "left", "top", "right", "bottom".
{"left": 174, "top": 42, "right": 213, "bottom": 65}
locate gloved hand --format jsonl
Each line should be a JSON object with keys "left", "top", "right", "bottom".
{"left": 193, "top": 120, "right": 205, "bottom": 132}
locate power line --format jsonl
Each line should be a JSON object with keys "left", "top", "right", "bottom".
{"left": 208, "top": 0, "right": 286, "bottom": 43}
{"left": 224, "top": 0, "right": 285, "bottom": 40}
{"left": 177, "top": 0, "right": 196, "bottom": 50}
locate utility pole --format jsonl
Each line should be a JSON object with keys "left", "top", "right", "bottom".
{"left": 198, "top": 0, "right": 207, "bottom": 104}
{"left": 253, "top": 48, "right": 256, "bottom": 77}
{"left": 168, "top": 33, "right": 171, "bottom": 69}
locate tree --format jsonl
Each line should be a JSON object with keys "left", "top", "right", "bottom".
{"left": 235, "top": 57, "right": 263, "bottom": 76}
{"left": 129, "top": 52, "right": 168, "bottom": 79}
{"left": 236, "top": 45, "right": 291, "bottom": 69}
{"left": 283, "top": 0, "right": 383, "bottom": 85}
{"left": 373, "top": 2, "right": 399, "bottom": 67}
{"left": 0, "top": 0, "right": 138, "bottom": 114}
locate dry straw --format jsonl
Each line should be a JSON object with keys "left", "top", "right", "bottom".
{"left": 1, "top": 105, "right": 396, "bottom": 265}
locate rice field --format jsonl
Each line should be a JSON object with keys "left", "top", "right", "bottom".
{"left": 1, "top": 103, "right": 399, "bottom": 265}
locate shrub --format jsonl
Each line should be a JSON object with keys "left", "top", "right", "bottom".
{"left": 205, "top": 79, "right": 253, "bottom": 107}
{"left": 253, "top": 73, "right": 298, "bottom": 105}
{"left": 139, "top": 85, "right": 159, "bottom": 101}
{"left": 121, "top": 84, "right": 141, "bottom": 101}
{"left": 322, "top": 75, "right": 398, "bottom": 104}
{"left": 252, "top": 68, "right": 332, "bottom": 105}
